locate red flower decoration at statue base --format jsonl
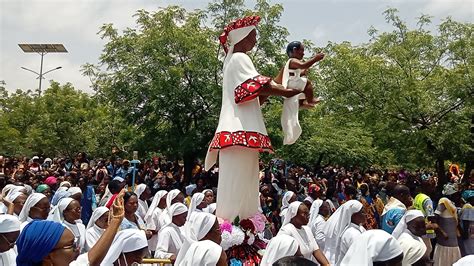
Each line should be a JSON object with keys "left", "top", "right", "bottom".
{"left": 240, "top": 218, "right": 256, "bottom": 234}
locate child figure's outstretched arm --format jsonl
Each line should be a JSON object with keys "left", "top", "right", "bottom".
{"left": 289, "top": 52, "right": 325, "bottom": 70}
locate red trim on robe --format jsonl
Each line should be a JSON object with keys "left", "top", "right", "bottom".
{"left": 234, "top": 75, "right": 271, "bottom": 104}
{"left": 209, "top": 131, "right": 273, "bottom": 152}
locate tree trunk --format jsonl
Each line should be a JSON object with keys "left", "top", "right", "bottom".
{"left": 463, "top": 114, "right": 474, "bottom": 182}
{"left": 183, "top": 152, "right": 196, "bottom": 185}
{"left": 313, "top": 153, "right": 325, "bottom": 172}
{"left": 436, "top": 157, "right": 447, "bottom": 193}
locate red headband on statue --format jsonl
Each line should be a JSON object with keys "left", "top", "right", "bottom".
{"left": 219, "top": 15, "right": 261, "bottom": 53}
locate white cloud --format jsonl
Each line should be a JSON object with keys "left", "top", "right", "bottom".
{"left": 419, "top": 0, "right": 473, "bottom": 20}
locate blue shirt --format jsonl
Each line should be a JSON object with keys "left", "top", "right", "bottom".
{"left": 381, "top": 208, "right": 405, "bottom": 234}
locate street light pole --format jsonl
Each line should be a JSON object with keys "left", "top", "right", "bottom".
{"left": 20, "top": 64, "right": 62, "bottom": 96}
{"left": 18, "top": 44, "right": 68, "bottom": 96}
{"left": 39, "top": 52, "right": 44, "bottom": 96}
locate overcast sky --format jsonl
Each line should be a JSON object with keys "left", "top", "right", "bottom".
{"left": 1, "top": 0, "right": 472, "bottom": 93}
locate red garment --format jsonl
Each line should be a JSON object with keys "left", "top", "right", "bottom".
{"left": 106, "top": 194, "right": 118, "bottom": 208}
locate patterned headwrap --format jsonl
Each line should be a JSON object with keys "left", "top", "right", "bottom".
{"left": 219, "top": 15, "right": 260, "bottom": 54}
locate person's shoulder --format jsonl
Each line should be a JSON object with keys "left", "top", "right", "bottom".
{"left": 231, "top": 52, "right": 252, "bottom": 64}
{"left": 232, "top": 52, "right": 250, "bottom": 59}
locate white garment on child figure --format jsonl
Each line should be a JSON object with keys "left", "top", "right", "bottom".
{"left": 281, "top": 59, "right": 307, "bottom": 145}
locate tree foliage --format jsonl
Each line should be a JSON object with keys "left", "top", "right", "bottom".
{"left": 0, "top": 2, "right": 472, "bottom": 179}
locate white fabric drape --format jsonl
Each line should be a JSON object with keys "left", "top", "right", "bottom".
{"left": 100, "top": 229, "right": 148, "bottom": 266}
{"left": 308, "top": 199, "right": 326, "bottom": 250}
{"left": 281, "top": 59, "right": 306, "bottom": 145}
{"left": 392, "top": 210, "right": 424, "bottom": 239}
{"left": 134, "top": 184, "right": 148, "bottom": 220}
{"left": 322, "top": 199, "right": 363, "bottom": 265}
{"left": 282, "top": 201, "right": 303, "bottom": 226}
{"left": 177, "top": 240, "right": 222, "bottom": 266}
{"left": 278, "top": 223, "right": 319, "bottom": 262}
{"left": 175, "top": 212, "right": 216, "bottom": 265}
{"left": 337, "top": 223, "right": 366, "bottom": 265}
{"left": 222, "top": 26, "right": 256, "bottom": 71}
{"left": 280, "top": 191, "right": 295, "bottom": 219}
{"left": 392, "top": 210, "right": 426, "bottom": 266}
{"left": 399, "top": 232, "right": 427, "bottom": 266}
{"left": 145, "top": 190, "right": 167, "bottom": 251}
{"left": 85, "top": 207, "right": 109, "bottom": 251}
{"left": 340, "top": 229, "right": 403, "bottom": 266}
{"left": 154, "top": 203, "right": 188, "bottom": 259}
{"left": 216, "top": 146, "right": 259, "bottom": 220}
{"left": 18, "top": 193, "right": 46, "bottom": 222}
{"left": 48, "top": 198, "right": 74, "bottom": 222}
{"left": 260, "top": 234, "right": 298, "bottom": 266}
{"left": 187, "top": 193, "right": 205, "bottom": 220}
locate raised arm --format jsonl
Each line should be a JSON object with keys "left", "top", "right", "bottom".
{"left": 87, "top": 189, "right": 125, "bottom": 266}
{"left": 289, "top": 53, "right": 325, "bottom": 70}
{"left": 260, "top": 82, "right": 301, "bottom": 98}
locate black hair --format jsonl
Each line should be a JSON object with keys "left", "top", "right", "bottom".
{"left": 108, "top": 179, "right": 122, "bottom": 194}
{"left": 286, "top": 41, "right": 302, "bottom": 57}
{"left": 123, "top": 192, "right": 137, "bottom": 204}
{"left": 344, "top": 185, "right": 357, "bottom": 196}
{"left": 273, "top": 256, "right": 317, "bottom": 266}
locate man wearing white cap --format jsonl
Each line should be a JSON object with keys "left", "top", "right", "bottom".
{"left": 0, "top": 214, "right": 21, "bottom": 265}
{"left": 204, "top": 15, "right": 300, "bottom": 221}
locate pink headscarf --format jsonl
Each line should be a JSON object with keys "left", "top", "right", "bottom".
{"left": 44, "top": 176, "right": 57, "bottom": 186}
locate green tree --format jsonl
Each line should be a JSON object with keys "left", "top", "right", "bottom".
{"left": 318, "top": 9, "right": 473, "bottom": 183}
{"left": 92, "top": 6, "right": 222, "bottom": 180}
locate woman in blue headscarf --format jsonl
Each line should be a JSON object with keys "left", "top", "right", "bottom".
{"left": 16, "top": 220, "right": 76, "bottom": 266}
{"left": 15, "top": 189, "right": 142, "bottom": 266}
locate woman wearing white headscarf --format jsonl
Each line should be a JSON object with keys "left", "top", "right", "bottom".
{"left": 48, "top": 197, "right": 86, "bottom": 253}
{"left": 340, "top": 229, "right": 403, "bottom": 266}
{"left": 322, "top": 199, "right": 364, "bottom": 265}
{"left": 145, "top": 190, "right": 168, "bottom": 253}
{"left": 134, "top": 184, "right": 149, "bottom": 220}
{"left": 158, "top": 189, "right": 183, "bottom": 228}
{"left": 18, "top": 193, "right": 50, "bottom": 230}
{"left": 280, "top": 191, "right": 296, "bottom": 220}
{"left": 68, "top": 187, "right": 83, "bottom": 202}
{"left": 85, "top": 206, "right": 109, "bottom": 251}
{"left": 202, "top": 189, "right": 214, "bottom": 204}
{"left": 175, "top": 212, "right": 226, "bottom": 266}
{"left": 261, "top": 234, "right": 299, "bottom": 266}
{"left": 154, "top": 203, "right": 188, "bottom": 262}
{"left": 187, "top": 193, "right": 207, "bottom": 220}
{"left": 1, "top": 184, "right": 15, "bottom": 197}
{"left": 0, "top": 186, "right": 26, "bottom": 214}
{"left": 308, "top": 199, "right": 326, "bottom": 250}
{"left": 5, "top": 187, "right": 27, "bottom": 217}
{"left": 100, "top": 228, "right": 148, "bottom": 265}
{"left": 278, "top": 201, "right": 329, "bottom": 265}
{"left": 392, "top": 210, "right": 427, "bottom": 266}
{"left": 0, "top": 214, "right": 20, "bottom": 266}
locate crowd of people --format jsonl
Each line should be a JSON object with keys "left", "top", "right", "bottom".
{"left": 0, "top": 154, "right": 473, "bottom": 265}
